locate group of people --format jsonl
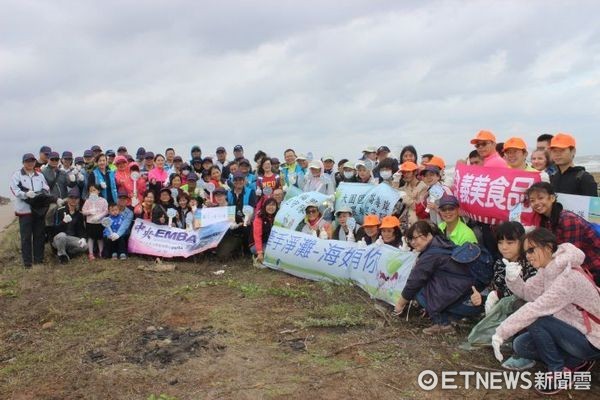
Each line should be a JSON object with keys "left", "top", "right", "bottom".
{"left": 9, "top": 131, "right": 600, "bottom": 395}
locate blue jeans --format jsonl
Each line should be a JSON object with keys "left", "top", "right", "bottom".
{"left": 513, "top": 316, "right": 600, "bottom": 371}
{"left": 416, "top": 289, "right": 482, "bottom": 325}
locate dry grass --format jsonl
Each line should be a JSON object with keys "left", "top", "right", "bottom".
{"left": 0, "top": 221, "right": 597, "bottom": 399}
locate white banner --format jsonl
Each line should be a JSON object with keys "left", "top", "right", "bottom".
{"left": 263, "top": 226, "right": 417, "bottom": 305}
{"left": 128, "top": 219, "right": 230, "bottom": 258}
{"left": 335, "top": 182, "right": 402, "bottom": 224}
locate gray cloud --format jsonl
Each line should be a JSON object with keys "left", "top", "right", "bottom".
{"left": 2, "top": 0, "right": 600, "bottom": 195}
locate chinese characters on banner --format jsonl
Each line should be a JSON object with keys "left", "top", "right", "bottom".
{"left": 274, "top": 191, "right": 330, "bottom": 230}
{"left": 128, "top": 219, "right": 230, "bottom": 258}
{"left": 335, "top": 183, "right": 402, "bottom": 224}
{"left": 453, "top": 164, "right": 542, "bottom": 226}
{"left": 193, "top": 206, "right": 236, "bottom": 229}
{"left": 263, "top": 226, "right": 417, "bottom": 305}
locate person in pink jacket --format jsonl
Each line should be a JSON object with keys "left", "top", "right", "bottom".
{"left": 492, "top": 228, "right": 600, "bottom": 396}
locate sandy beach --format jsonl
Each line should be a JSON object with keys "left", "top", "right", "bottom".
{"left": 0, "top": 204, "right": 15, "bottom": 235}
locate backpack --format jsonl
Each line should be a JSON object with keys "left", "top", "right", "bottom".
{"left": 428, "top": 242, "right": 495, "bottom": 292}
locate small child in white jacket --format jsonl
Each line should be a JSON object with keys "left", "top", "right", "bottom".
{"left": 81, "top": 185, "right": 108, "bottom": 260}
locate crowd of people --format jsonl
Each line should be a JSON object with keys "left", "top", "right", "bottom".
{"left": 9, "top": 130, "right": 600, "bottom": 395}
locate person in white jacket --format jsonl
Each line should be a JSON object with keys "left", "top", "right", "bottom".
{"left": 302, "top": 160, "right": 335, "bottom": 195}
{"left": 9, "top": 153, "right": 50, "bottom": 268}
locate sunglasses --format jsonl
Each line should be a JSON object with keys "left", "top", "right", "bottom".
{"left": 525, "top": 246, "right": 537, "bottom": 254}
{"left": 474, "top": 141, "right": 492, "bottom": 148}
{"left": 306, "top": 208, "right": 319, "bottom": 214}
{"left": 50, "top": 158, "right": 60, "bottom": 161}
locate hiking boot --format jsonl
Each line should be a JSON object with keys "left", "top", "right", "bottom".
{"left": 422, "top": 324, "right": 456, "bottom": 335}
{"left": 502, "top": 356, "right": 535, "bottom": 371}
{"left": 111, "top": 253, "right": 118, "bottom": 260}
{"left": 58, "top": 254, "right": 70, "bottom": 265}
{"left": 119, "top": 254, "right": 127, "bottom": 260}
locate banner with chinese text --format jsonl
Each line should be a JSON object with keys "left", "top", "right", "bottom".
{"left": 128, "top": 219, "right": 230, "bottom": 258}
{"left": 274, "top": 191, "right": 330, "bottom": 230}
{"left": 263, "top": 226, "right": 417, "bottom": 305}
{"left": 334, "top": 183, "right": 402, "bottom": 224}
{"left": 453, "top": 164, "right": 542, "bottom": 226}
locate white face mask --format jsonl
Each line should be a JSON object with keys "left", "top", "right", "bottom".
{"left": 380, "top": 170, "right": 392, "bottom": 180}
{"left": 182, "top": 170, "right": 190, "bottom": 176}
{"left": 89, "top": 193, "right": 99, "bottom": 200}
{"left": 343, "top": 171, "right": 354, "bottom": 179}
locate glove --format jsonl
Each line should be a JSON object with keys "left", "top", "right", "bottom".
{"left": 57, "top": 198, "right": 65, "bottom": 207}
{"left": 347, "top": 231, "right": 356, "bottom": 242}
{"left": 491, "top": 334, "right": 504, "bottom": 362}
{"left": 62, "top": 214, "right": 72, "bottom": 224}
{"left": 26, "top": 190, "right": 36, "bottom": 199}
{"left": 503, "top": 258, "right": 522, "bottom": 281}
{"left": 69, "top": 173, "right": 76, "bottom": 182}
{"left": 78, "top": 238, "right": 87, "bottom": 248}
{"left": 357, "top": 239, "right": 367, "bottom": 248}
{"left": 77, "top": 173, "right": 84, "bottom": 182}
{"left": 100, "top": 182, "right": 107, "bottom": 189}
{"left": 319, "top": 230, "right": 328, "bottom": 240}
{"left": 110, "top": 233, "right": 120, "bottom": 241}
{"left": 485, "top": 291, "right": 499, "bottom": 315}
{"left": 191, "top": 205, "right": 197, "bottom": 212}
{"left": 400, "top": 237, "right": 410, "bottom": 251}
{"left": 375, "top": 235, "right": 384, "bottom": 246}
{"left": 229, "top": 222, "right": 239, "bottom": 230}
{"left": 392, "top": 172, "right": 402, "bottom": 183}
{"left": 256, "top": 188, "right": 262, "bottom": 196}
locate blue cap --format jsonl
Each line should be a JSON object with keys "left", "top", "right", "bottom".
{"left": 67, "top": 187, "right": 80, "bottom": 198}
{"left": 48, "top": 151, "right": 60, "bottom": 159}
{"left": 74, "top": 156, "right": 84, "bottom": 164}
{"left": 62, "top": 151, "right": 73, "bottom": 159}
{"left": 39, "top": 146, "right": 51, "bottom": 154}
{"left": 186, "top": 172, "right": 198, "bottom": 181}
{"left": 83, "top": 150, "right": 94, "bottom": 158}
{"left": 439, "top": 194, "right": 459, "bottom": 208}
{"left": 91, "top": 145, "right": 102, "bottom": 152}
{"left": 234, "top": 145, "right": 243, "bottom": 151}
{"left": 144, "top": 151, "right": 155, "bottom": 159}
{"left": 106, "top": 149, "right": 116, "bottom": 156}
{"left": 136, "top": 147, "right": 146, "bottom": 156}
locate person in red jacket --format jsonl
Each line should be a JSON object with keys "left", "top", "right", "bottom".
{"left": 251, "top": 198, "right": 279, "bottom": 263}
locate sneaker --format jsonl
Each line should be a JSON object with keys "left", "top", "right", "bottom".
{"left": 571, "top": 360, "right": 595, "bottom": 372}
{"left": 534, "top": 369, "right": 569, "bottom": 396}
{"left": 88, "top": 254, "right": 95, "bottom": 261}
{"left": 119, "top": 254, "right": 127, "bottom": 260}
{"left": 422, "top": 324, "right": 456, "bottom": 335}
{"left": 502, "top": 356, "right": 535, "bottom": 371}
{"left": 58, "top": 254, "right": 70, "bottom": 265}
{"left": 111, "top": 253, "right": 118, "bottom": 260}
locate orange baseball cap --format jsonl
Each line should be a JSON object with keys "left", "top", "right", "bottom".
{"left": 470, "top": 130, "right": 497, "bottom": 144}
{"left": 379, "top": 215, "right": 400, "bottom": 229}
{"left": 425, "top": 156, "right": 446, "bottom": 170}
{"left": 503, "top": 137, "right": 527, "bottom": 151}
{"left": 363, "top": 215, "right": 381, "bottom": 227}
{"left": 400, "top": 161, "right": 419, "bottom": 172}
{"left": 550, "top": 133, "right": 576, "bottom": 148}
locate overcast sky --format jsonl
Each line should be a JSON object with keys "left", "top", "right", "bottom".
{"left": 2, "top": 0, "right": 600, "bottom": 195}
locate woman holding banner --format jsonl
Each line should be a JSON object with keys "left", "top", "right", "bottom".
{"left": 526, "top": 182, "right": 600, "bottom": 284}
{"left": 331, "top": 206, "right": 362, "bottom": 242}
{"left": 298, "top": 202, "right": 332, "bottom": 239}
{"left": 251, "top": 197, "right": 279, "bottom": 263}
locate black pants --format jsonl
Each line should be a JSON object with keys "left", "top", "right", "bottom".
{"left": 104, "top": 236, "right": 128, "bottom": 256}
{"left": 19, "top": 213, "right": 46, "bottom": 266}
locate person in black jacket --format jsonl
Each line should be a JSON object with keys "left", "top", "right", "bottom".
{"left": 51, "top": 188, "right": 87, "bottom": 264}
{"left": 549, "top": 133, "right": 597, "bottom": 196}
{"left": 395, "top": 221, "right": 483, "bottom": 335}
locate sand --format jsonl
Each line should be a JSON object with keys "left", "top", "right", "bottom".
{"left": 0, "top": 204, "right": 15, "bottom": 235}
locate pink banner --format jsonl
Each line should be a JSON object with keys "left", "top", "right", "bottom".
{"left": 453, "top": 164, "right": 541, "bottom": 226}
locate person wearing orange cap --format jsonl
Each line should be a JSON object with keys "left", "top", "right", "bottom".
{"left": 503, "top": 137, "right": 537, "bottom": 172}
{"left": 379, "top": 215, "right": 403, "bottom": 248}
{"left": 355, "top": 215, "right": 380, "bottom": 245}
{"left": 394, "top": 161, "right": 427, "bottom": 227}
{"left": 470, "top": 130, "right": 508, "bottom": 168}
{"left": 549, "top": 133, "right": 598, "bottom": 196}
